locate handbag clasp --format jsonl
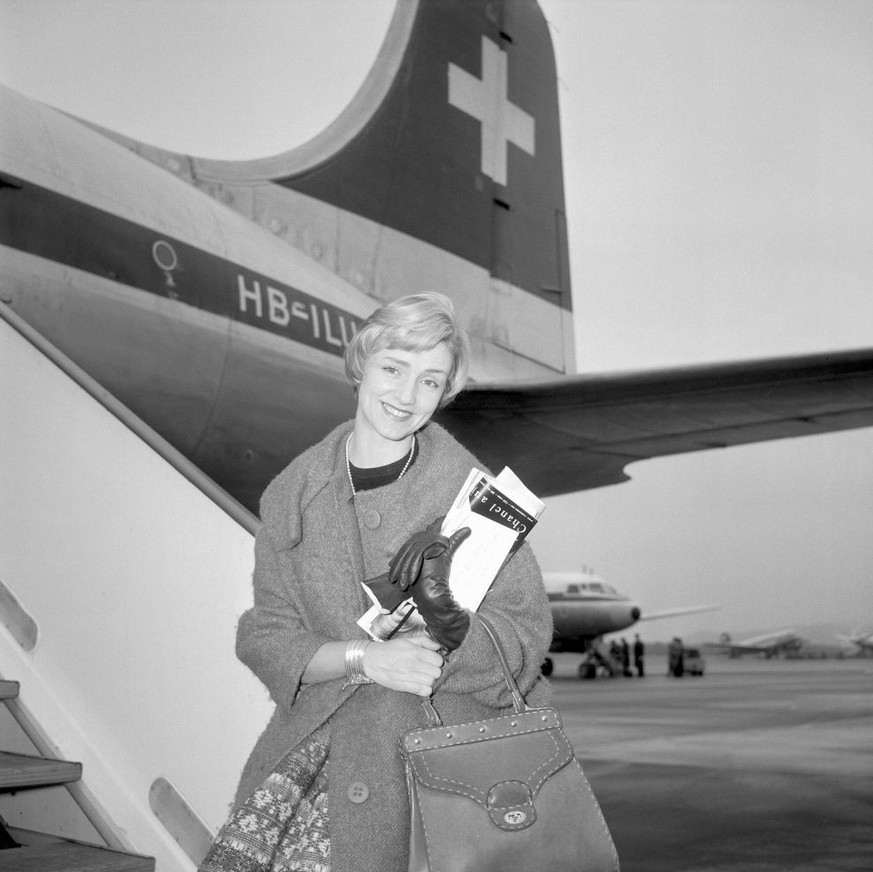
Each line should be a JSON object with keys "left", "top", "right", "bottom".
{"left": 486, "top": 780, "right": 537, "bottom": 831}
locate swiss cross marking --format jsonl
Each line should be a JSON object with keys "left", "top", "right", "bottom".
{"left": 448, "top": 36, "right": 535, "bottom": 186}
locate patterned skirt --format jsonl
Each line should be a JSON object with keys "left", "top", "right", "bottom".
{"left": 199, "top": 722, "right": 332, "bottom": 872}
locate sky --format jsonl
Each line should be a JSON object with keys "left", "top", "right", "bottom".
{"left": 1, "top": 0, "right": 871, "bottom": 642}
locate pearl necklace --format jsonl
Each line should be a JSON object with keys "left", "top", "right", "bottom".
{"left": 345, "top": 434, "right": 416, "bottom": 497}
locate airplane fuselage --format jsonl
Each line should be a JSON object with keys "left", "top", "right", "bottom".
{"left": 547, "top": 588, "right": 642, "bottom": 652}
{"left": 0, "top": 85, "right": 391, "bottom": 510}
{"left": 0, "top": 58, "right": 569, "bottom": 511}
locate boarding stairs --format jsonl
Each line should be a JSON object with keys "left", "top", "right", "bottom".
{"left": 0, "top": 679, "right": 154, "bottom": 870}
{"left": 0, "top": 303, "right": 273, "bottom": 870}
{"left": 579, "top": 642, "right": 623, "bottom": 679}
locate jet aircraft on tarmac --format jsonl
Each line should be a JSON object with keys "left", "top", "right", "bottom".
{"left": 837, "top": 630, "right": 873, "bottom": 657}
{"left": 706, "top": 629, "right": 805, "bottom": 658}
{"left": 543, "top": 571, "right": 718, "bottom": 678}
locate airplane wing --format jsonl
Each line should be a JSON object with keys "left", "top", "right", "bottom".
{"left": 438, "top": 347, "right": 873, "bottom": 497}
{"left": 711, "top": 641, "right": 803, "bottom": 654}
{"left": 640, "top": 605, "right": 720, "bottom": 622}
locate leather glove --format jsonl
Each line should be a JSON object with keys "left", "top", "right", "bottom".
{"left": 388, "top": 517, "right": 448, "bottom": 591}
{"left": 411, "top": 527, "right": 471, "bottom": 651}
{"left": 362, "top": 573, "right": 419, "bottom": 640}
{"left": 363, "top": 572, "right": 408, "bottom": 613}
{"left": 367, "top": 515, "right": 450, "bottom": 611}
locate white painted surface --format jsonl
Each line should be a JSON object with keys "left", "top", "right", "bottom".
{"left": 0, "top": 316, "right": 272, "bottom": 869}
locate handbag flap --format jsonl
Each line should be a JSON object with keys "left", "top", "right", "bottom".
{"left": 401, "top": 707, "right": 573, "bottom": 805}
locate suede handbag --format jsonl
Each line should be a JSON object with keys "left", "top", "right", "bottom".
{"left": 400, "top": 616, "right": 620, "bottom": 872}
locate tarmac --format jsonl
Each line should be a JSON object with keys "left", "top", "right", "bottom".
{"left": 549, "top": 654, "right": 873, "bottom": 871}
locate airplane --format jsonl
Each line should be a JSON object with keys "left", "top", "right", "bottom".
{"left": 2, "top": 3, "right": 872, "bottom": 867}
{"left": 3, "top": 0, "right": 873, "bottom": 520}
{"left": 836, "top": 630, "right": 873, "bottom": 657}
{"left": 705, "top": 629, "right": 805, "bottom": 659}
{"left": 543, "top": 570, "right": 719, "bottom": 678}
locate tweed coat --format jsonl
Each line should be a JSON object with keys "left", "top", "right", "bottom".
{"left": 233, "top": 419, "right": 553, "bottom": 872}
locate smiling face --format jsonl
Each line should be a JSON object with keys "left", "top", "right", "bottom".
{"left": 352, "top": 343, "right": 453, "bottom": 464}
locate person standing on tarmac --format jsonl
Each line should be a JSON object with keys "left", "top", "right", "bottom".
{"left": 667, "top": 637, "right": 685, "bottom": 677}
{"left": 633, "top": 633, "right": 645, "bottom": 677}
{"left": 620, "top": 637, "right": 632, "bottom": 676}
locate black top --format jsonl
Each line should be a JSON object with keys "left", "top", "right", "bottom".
{"left": 349, "top": 439, "right": 419, "bottom": 492}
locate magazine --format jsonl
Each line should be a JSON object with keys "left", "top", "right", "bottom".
{"left": 357, "top": 466, "right": 544, "bottom": 639}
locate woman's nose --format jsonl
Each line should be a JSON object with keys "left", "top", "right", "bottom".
{"left": 396, "top": 375, "right": 417, "bottom": 406}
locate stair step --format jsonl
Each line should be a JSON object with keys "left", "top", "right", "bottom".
{"left": 0, "top": 752, "right": 82, "bottom": 790}
{"left": 0, "top": 681, "right": 19, "bottom": 701}
{"left": 0, "top": 827, "right": 154, "bottom": 871}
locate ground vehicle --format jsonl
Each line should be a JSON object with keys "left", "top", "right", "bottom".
{"left": 684, "top": 647, "right": 706, "bottom": 676}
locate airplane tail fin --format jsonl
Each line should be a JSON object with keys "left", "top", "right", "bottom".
{"left": 191, "top": 0, "right": 575, "bottom": 378}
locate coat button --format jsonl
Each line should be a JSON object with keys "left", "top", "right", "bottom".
{"left": 363, "top": 509, "right": 381, "bottom": 529}
{"left": 347, "top": 781, "right": 370, "bottom": 803}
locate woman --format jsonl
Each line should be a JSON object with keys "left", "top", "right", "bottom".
{"left": 200, "top": 293, "right": 553, "bottom": 872}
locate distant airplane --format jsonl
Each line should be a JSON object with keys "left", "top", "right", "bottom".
{"left": 2, "top": 0, "right": 873, "bottom": 518}
{"left": 705, "top": 629, "right": 804, "bottom": 658}
{"left": 543, "top": 571, "right": 718, "bottom": 678}
{"left": 837, "top": 630, "right": 873, "bottom": 657}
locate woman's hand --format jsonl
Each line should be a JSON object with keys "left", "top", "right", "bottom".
{"left": 388, "top": 517, "right": 447, "bottom": 590}
{"left": 410, "top": 528, "right": 471, "bottom": 651}
{"left": 364, "top": 633, "right": 444, "bottom": 696}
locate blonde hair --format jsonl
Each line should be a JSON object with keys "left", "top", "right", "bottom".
{"left": 344, "top": 293, "right": 469, "bottom": 408}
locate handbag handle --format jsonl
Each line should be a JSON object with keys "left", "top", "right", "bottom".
{"left": 422, "top": 614, "right": 527, "bottom": 726}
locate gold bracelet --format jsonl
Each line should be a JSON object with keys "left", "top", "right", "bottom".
{"left": 345, "top": 639, "right": 373, "bottom": 684}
